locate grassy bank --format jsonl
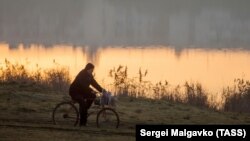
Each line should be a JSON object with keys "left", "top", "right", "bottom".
{"left": 0, "top": 83, "right": 250, "bottom": 141}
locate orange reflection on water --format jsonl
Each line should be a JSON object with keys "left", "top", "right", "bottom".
{"left": 97, "top": 47, "right": 250, "bottom": 95}
{"left": 0, "top": 43, "right": 87, "bottom": 78}
{"left": 1, "top": 43, "right": 250, "bottom": 95}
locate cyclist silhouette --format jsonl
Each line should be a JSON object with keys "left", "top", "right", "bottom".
{"left": 69, "top": 63, "right": 106, "bottom": 126}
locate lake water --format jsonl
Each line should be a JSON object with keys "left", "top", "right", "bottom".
{"left": 1, "top": 43, "right": 250, "bottom": 96}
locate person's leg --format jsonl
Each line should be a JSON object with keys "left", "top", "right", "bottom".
{"left": 78, "top": 99, "right": 87, "bottom": 126}
{"left": 85, "top": 91, "right": 96, "bottom": 109}
{"left": 76, "top": 94, "right": 96, "bottom": 126}
{"left": 69, "top": 93, "right": 87, "bottom": 126}
{"left": 79, "top": 90, "right": 96, "bottom": 126}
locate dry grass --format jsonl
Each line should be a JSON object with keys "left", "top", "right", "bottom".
{"left": 0, "top": 59, "right": 71, "bottom": 92}
{"left": 0, "top": 61, "right": 250, "bottom": 114}
{"left": 222, "top": 79, "right": 250, "bottom": 113}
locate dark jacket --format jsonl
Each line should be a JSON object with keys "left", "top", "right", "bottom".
{"left": 69, "top": 69, "right": 103, "bottom": 96}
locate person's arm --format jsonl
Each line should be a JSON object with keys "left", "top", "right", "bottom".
{"left": 90, "top": 76, "right": 103, "bottom": 92}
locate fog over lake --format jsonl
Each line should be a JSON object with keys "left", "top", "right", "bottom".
{"left": 0, "top": 0, "right": 250, "bottom": 48}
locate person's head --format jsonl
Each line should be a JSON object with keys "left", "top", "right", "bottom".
{"left": 84, "top": 63, "right": 95, "bottom": 74}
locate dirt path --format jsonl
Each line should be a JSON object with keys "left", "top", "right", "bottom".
{"left": 0, "top": 118, "right": 135, "bottom": 141}
{"left": 0, "top": 123, "right": 135, "bottom": 137}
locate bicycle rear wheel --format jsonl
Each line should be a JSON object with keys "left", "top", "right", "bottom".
{"left": 52, "top": 102, "right": 79, "bottom": 126}
{"left": 96, "top": 108, "right": 120, "bottom": 128}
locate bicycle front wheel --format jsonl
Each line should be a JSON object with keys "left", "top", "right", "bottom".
{"left": 96, "top": 108, "right": 120, "bottom": 128}
{"left": 52, "top": 102, "right": 79, "bottom": 126}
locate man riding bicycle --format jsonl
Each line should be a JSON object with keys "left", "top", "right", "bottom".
{"left": 69, "top": 63, "right": 107, "bottom": 126}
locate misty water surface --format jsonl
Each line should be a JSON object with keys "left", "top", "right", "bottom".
{"left": 0, "top": 0, "right": 250, "bottom": 47}
{"left": 1, "top": 43, "right": 250, "bottom": 96}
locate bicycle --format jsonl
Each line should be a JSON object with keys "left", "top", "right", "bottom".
{"left": 52, "top": 92, "right": 120, "bottom": 128}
